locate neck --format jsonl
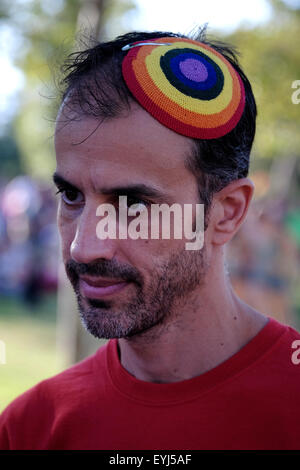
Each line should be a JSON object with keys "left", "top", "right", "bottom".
{"left": 117, "top": 259, "right": 268, "bottom": 384}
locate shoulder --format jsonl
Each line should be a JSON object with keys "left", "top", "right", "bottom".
{"left": 0, "top": 341, "right": 108, "bottom": 449}
{"left": 238, "top": 318, "right": 300, "bottom": 396}
{"left": 270, "top": 319, "right": 300, "bottom": 368}
{"left": 275, "top": 321, "right": 300, "bottom": 380}
{"left": 251, "top": 318, "right": 300, "bottom": 376}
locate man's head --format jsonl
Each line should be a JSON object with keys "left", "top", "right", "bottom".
{"left": 58, "top": 27, "right": 257, "bottom": 211}
{"left": 54, "top": 27, "right": 256, "bottom": 340}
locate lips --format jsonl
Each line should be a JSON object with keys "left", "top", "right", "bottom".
{"left": 79, "top": 276, "right": 130, "bottom": 299}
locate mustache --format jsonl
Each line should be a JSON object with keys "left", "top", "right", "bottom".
{"left": 65, "top": 259, "right": 143, "bottom": 287}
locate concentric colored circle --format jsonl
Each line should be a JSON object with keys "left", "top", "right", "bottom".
{"left": 161, "top": 49, "right": 224, "bottom": 99}
{"left": 179, "top": 58, "right": 208, "bottom": 83}
{"left": 122, "top": 37, "right": 245, "bottom": 139}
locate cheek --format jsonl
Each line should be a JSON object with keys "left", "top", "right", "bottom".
{"left": 57, "top": 210, "right": 76, "bottom": 261}
{"left": 123, "top": 207, "right": 190, "bottom": 262}
{"left": 124, "top": 237, "right": 183, "bottom": 273}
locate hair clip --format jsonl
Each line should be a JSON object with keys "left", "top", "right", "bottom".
{"left": 121, "top": 42, "right": 172, "bottom": 51}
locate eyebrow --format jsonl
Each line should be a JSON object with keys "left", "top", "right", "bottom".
{"left": 52, "top": 172, "right": 168, "bottom": 202}
{"left": 53, "top": 173, "right": 77, "bottom": 191}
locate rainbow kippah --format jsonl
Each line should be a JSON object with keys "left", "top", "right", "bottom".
{"left": 121, "top": 37, "right": 245, "bottom": 139}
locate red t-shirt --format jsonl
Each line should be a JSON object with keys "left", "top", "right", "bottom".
{"left": 1, "top": 317, "right": 300, "bottom": 450}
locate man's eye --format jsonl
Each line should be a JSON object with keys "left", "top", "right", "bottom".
{"left": 126, "top": 197, "right": 149, "bottom": 215}
{"left": 56, "top": 188, "right": 84, "bottom": 206}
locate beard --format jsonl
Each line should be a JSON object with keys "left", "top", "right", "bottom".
{"left": 65, "top": 245, "right": 209, "bottom": 340}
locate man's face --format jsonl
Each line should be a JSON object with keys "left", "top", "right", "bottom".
{"left": 54, "top": 104, "right": 209, "bottom": 339}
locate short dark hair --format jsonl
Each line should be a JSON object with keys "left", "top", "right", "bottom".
{"left": 57, "top": 27, "right": 257, "bottom": 217}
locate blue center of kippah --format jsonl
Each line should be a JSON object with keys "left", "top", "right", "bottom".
{"left": 169, "top": 52, "right": 217, "bottom": 90}
{"left": 160, "top": 48, "right": 224, "bottom": 100}
{"left": 179, "top": 58, "right": 208, "bottom": 82}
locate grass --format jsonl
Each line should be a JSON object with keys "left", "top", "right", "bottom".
{"left": 0, "top": 294, "right": 62, "bottom": 413}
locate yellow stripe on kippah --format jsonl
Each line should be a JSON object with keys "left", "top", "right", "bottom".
{"left": 131, "top": 43, "right": 241, "bottom": 127}
{"left": 132, "top": 57, "right": 241, "bottom": 128}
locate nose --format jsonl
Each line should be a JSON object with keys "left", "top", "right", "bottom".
{"left": 70, "top": 204, "right": 117, "bottom": 265}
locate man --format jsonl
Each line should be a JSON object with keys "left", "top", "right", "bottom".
{"left": 1, "top": 28, "right": 300, "bottom": 450}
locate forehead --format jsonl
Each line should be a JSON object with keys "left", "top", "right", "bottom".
{"left": 54, "top": 104, "right": 196, "bottom": 196}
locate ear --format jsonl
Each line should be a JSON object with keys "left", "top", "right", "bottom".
{"left": 210, "top": 178, "right": 254, "bottom": 246}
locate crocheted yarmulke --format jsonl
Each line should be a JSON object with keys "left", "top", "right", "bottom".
{"left": 121, "top": 37, "right": 245, "bottom": 139}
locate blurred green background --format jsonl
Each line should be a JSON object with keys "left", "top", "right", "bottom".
{"left": 0, "top": 0, "right": 300, "bottom": 412}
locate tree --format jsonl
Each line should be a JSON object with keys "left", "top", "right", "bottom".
{"left": 1, "top": 0, "right": 136, "bottom": 180}
{"left": 226, "top": 0, "right": 300, "bottom": 161}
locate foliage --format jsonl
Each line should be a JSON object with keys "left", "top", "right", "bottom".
{"left": 0, "top": 0, "right": 136, "bottom": 180}
{"left": 0, "top": 132, "right": 23, "bottom": 179}
{"left": 227, "top": 2, "right": 300, "bottom": 162}
{"left": 0, "top": 294, "right": 59, "bottom": 412}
